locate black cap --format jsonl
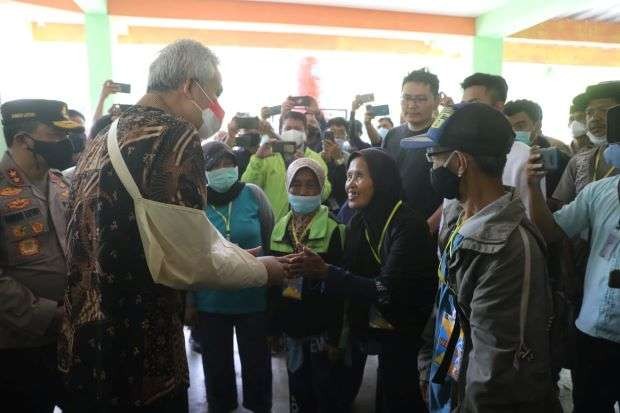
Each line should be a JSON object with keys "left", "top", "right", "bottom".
{"left": 582, "top": 81, "right": 620, "bottom": 106}
{"left": 202, "top": 141, "right": 237, "bottom": 170}
{"left": 608, "top": 105, "right": 620, "bottom": 144}
{"left": 1, "top": 99, "right": 85, "bottom": 132}
{"left": 401, "top": 102, "right": 515, "bottom": 157}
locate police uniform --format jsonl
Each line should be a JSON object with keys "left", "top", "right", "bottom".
{"left": 0, "top": 99, "right": 83, "bottom": 412}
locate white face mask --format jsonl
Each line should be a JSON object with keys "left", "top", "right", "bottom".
{"left": 587, "top": 131, "right": 607, "bottom": 146}
{"left": 192, "top": 82, "right": 225, "bottom": 140}
{"left": 377, "top": 127, "right": 390, "bottom": 139}
{"left": 569, "top": 120, "right": 587, "bottom": 138}
{"left": 281, "top": 129, "right": 306, "bottom": 147}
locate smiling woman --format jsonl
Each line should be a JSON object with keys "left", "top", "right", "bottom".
{"left": 287, "top": 148, "right": 437, "bottom": 412}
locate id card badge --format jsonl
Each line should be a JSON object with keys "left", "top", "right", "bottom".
{"left": 282, "top": 277, "right": 303, "bottom": 300}
{"left": 599, "top": 232, "right": 620, "bottom": 261}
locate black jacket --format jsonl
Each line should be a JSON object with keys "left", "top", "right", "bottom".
{"left": 325, "top": 203, "right": 436, "bottom": 341}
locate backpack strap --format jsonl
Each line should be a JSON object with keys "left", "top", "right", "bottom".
{"left": 515, "top": 225, "right": 534, "bottom": 369}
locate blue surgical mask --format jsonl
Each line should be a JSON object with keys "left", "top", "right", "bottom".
{"left": 514, "top": 131, "right": 532, "bottom": 146}
{"left": 288, "top": 194, "right": 321, "bottom": 214}
{"left": 206, "top": 166, "right": 239, "bottom": 193}
{"left": 603, "top": 144, "right": 620, "bottom": 168}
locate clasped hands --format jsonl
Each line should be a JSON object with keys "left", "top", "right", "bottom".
{"left": 277, "top": 247, "right": 329, "bottom": 280}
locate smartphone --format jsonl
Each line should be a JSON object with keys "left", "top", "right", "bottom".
{"left": 357, "top": 93, "right": 375, "bottom": 105}
{"left": 236, "top": 132, "right": 261, "bottom": 149}
{"left": 112, "top": 82, "right": 131, "bottom": 94}
{"left": 291, "top": 96, "right": 311, "bottom": 107}
{"left": 539, "top": 147, "right": 559, "bottom": 171}
{"left": 273, "top": 141, "right": 297, "bottom": 155}
{"left": 236, "top": 116, "right": 260, "bottom": 130}
{"left": 265, "top": 105, "right": 282, "bottom": 117}
{"left": 367, "top": 104, "right": 390, "bottom": 117}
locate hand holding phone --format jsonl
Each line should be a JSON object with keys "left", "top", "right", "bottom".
{"left": 539, "top": 147, "right": 559, "bottom": 171}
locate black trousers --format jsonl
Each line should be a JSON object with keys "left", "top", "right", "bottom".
{"left": 287, "top": 339, "right": 364, "bottom": 413}
{"left": 350, "top": 333, "right": 425, "bottom": 413}
{"left": 0, "top": 343, "right": 67, "bottom": 413}
{"left": 196, "top": 312, "right": 272, "bottom": 413}
{"left": 573, "top": 330, "right": 620, "bottom": 413}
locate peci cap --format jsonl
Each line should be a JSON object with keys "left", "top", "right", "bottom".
{"left": 401, "top": 102, "right": 514, "bottom": 157}
{"left": 608, "top": 105, "right": 620, "bottom": 144}
{"left": 582, "top": 81, "right": 620, "bottom": 107}
{"left": 1, "top": 99, "right": 85, "bottom": 132}
{"left": 202, "top": 140, "right": 238, "bottom": 171}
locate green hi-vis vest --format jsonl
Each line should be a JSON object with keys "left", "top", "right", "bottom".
{"left": 270, "top": 205, "right": 345, "bottom": 254}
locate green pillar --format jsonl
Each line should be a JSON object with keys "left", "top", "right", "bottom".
{"left": 84, "top": 12, "right": 113, "bottom": 112}
{"left": 473, "top": 36, "right": 503, "bottom": 75}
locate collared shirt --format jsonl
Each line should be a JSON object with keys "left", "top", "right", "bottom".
{"left": 0, "top": 151, "right": 69, "bottom": 349}
{"left": 553, "top": 146, "right": 618, "bottom": 204}
{"left": 553, "top": 175, "right": 620, "bottom": 343}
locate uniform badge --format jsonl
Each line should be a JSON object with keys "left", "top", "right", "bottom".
{"left": 12, "top": 225, "right": 28, "bottom": 238}
{"left": 7, "top": 169, "right": 24, "bottom": 186}
{"left": 0, "top": 187, "right": 22, "bottom": 197}
{"left": 7, "top": 198, "right": 32, "bottom": 210}
{"left": 18, "top": 238, "right": 40, "bottom": 256}
{"left": 31, "top": 222, "right": 45, "bottom": 234}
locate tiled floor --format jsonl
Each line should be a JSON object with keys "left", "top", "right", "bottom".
{"left": 55, "top": 329, "right": 619, "bottom": 412}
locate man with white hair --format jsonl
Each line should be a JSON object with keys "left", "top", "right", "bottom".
{"left": 58, "top": 39, "right": 286, "bottom": 411}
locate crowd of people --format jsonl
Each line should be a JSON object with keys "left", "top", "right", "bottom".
{"left": 1, "top": 38, "right": 619, "bottom": 413}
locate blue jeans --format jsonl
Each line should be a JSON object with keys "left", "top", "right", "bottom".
{"left": 196, "top": 312, "right": 272, "bottom": 413}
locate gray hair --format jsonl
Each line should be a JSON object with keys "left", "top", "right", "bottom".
{"left": 147, "top": 39, "right": 219, "bottom": 92}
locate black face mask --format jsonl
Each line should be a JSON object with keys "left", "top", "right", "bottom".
{"left": 28, "top": 137, "right": 75, "bottom": 170}
{"left": 430, "top": 166, "right": 460, "bottom": 200}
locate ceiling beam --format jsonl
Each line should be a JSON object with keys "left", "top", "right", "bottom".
{"left": 476, "top": 0, "right": 618, "bottom": 38}
{"left": 73, "top": 0, "right": 107, "bottom": 14}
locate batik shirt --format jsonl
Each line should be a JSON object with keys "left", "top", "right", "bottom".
{"left": 58, "top": 105, "right": 206, "bottom": 406}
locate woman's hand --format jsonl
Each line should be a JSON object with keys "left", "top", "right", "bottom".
{"left": 289, "top": 247, "right": 329, "bottom": 279}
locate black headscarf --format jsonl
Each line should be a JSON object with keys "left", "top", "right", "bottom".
{"left": 344, "top": 148, "right": 403, "bottom": 275}
{"left": 202, "top": 141, "right": 245, "bottom": 206}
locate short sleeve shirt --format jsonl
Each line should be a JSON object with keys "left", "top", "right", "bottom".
{"left": 553, "top": 175, "right": 620, "bottom": 343}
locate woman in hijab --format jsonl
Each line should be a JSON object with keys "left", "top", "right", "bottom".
{"left": 268, "top": 158, "right": 350, "bottom": 413}
{"left": 288, "top": 148, "right": 436, "bottom": 412}
{"left": 193, "top": 141, "right": 274, "bottom": 413}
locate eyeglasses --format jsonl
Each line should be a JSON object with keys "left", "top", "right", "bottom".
{"left": 425, "top": 150, "right": 453, "bottom": 163}
{"left": 401, "top": 95, "right": 429, "bottom": 105}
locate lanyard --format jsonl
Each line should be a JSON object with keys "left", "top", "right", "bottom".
{"left": 209, "top": 202, "right": 233, "bottom": 240}
{"left": 438, "top": 214, "right": 466, "bottom": 283}
{"left": 365, "top": 200, "right": 403, "bottom": 265}
{"left": 594, "top": 148, "right": 615, "bottom": 181}
{"left": 290, "top": 219, "right": 312, "bottom": 250}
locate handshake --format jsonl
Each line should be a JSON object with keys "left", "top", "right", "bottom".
{"left": 257, "top": 247, "right": 329, "bottom": 285}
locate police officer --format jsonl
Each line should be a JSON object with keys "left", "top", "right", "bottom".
{"left": 0, "top": 99, "right": 82, "bottom": 412}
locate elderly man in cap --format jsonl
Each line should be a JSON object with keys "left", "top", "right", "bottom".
{"left": 552, "top": 81, "right": 620, "bottom": 207}
{"left": 0, "top": 99, "right": 82, "bottom": 412}
{"left": 410, "top": 103, "right": 557, "bottom": 412}
{"left": 528, "top": 104, "right": 620, "bottom": 412}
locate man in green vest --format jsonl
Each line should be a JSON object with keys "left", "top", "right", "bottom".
{"left": 242, "top": 110, "right": 331, "bottom": 221}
